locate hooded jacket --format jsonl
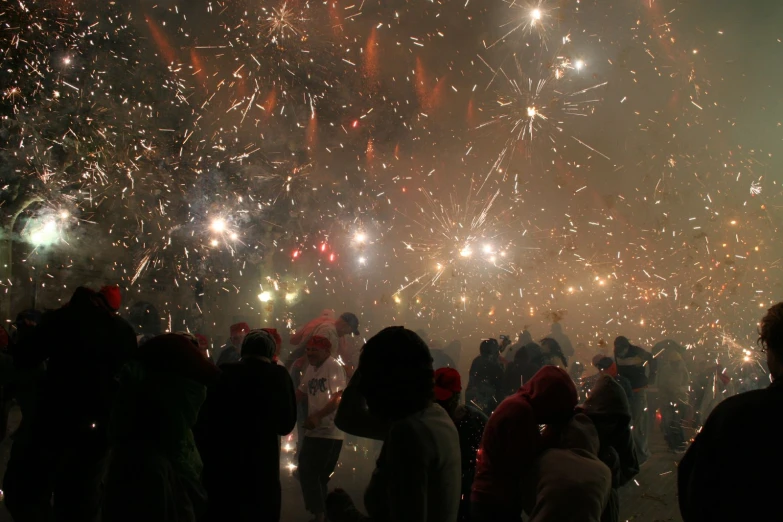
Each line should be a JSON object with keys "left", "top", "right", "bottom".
{"left": 527, "top": 414, "right": 611, "bottom": 522}
{"left": 471, "top": 366, "right": 578, "bottom": 514}
{"left": 104, "top": 334, "right": 219, "bottom": 522}
{"left": 678, "top": 378, "right": 783, "bottom": 522}
{"left": 578, "top": 375, "right": 639, "bottom": 522}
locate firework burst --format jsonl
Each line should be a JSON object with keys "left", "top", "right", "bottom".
{"left": 394, "top": 187, "right": 519, "bottom": 306}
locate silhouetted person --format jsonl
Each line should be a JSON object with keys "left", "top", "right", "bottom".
{"left": 613, "top": 336, "right": 653, "bottom": 462}
{"left": 466, "top": 339, "right": 505, "bottom": 415}
{"left": 197, "top": 330, "right": 297, "bottom": 521}
{"left": 578, "top": 374, "right": 639, "bottom": 522}
{"left": 548, "top": 323, "right": 574, "bottom": 358}
{"left": 678, "top": 302, "right": 783, "bottom": 522}
{"left": 9, "top": 287, "right": 136, "bottom": 522}
{"left": 329, "top": 327, "right": 461, "bottom": 522}
{"left": 214, "top": 322, "right": 250, "bottom": 366}
{"left": 103, "top": 334, "right": 219, "bottom": 522}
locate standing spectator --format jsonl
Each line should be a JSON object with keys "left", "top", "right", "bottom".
{"left": 578, "top": 374, "right": 639, "bottom": 522}
{"left": 261, "top": 327, "right": 284, "bottom": 365}
{"left": 502, "top": 342, "right": 543, "bottom": 397}
{"left": 656, "top": 349, "right": 690, "bottom": 452}
{"left": 197, "top": 329, "right": 297, "bottom": 522}
{"left": 214, "top": 322, "right": 250, "bottom": 366}
{"left": 466, "top": 339, "right": 505, "bottom": 415}
{"left": 548, "top": 323, "right": 575, "bottom": 358}
{"left": 10, "top": 287, "right": 136, "bottom": 522}
{"left": 679, "top": 302, "right": 783, "bottom": 521}
{"left": 433, "top": 367, "right": 488, "bottom": 521}
{"left": 471, "top": 366, "right": 578, "bottom": 522}
{"left": 501, "top": 329, "right": 533, "bottom": 367}
{"left": 539, "top": 337, "right": 568, "bottom": 368}
{"left": 103, "top": 334, "right": 219, "bottom": 522}
{"left": 613, "top": 336, "right": 653, "bottom": 462}
{"left": 296, "top": 335, "right": 347, "bottom": 522}
{"left": 287, "top": 310, "right": 361, "bottom": 376}
{"left": 592, "top": 355, "right": 633, "bottom": 403}
{"left": 328, "top": 327, "right": 461, "bottom": 522}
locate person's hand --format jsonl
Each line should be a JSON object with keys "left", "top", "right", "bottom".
{"left": 326, "top": 488, "right": 356, "bottom": 522}
{"left": 304, "top": 413, "right": 321, "bottom": 430}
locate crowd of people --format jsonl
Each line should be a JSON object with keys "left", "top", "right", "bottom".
{"left": 0, "top": 284, "right": 777, "bottom": 521}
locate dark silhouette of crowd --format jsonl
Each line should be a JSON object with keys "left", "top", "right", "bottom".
{"left": 0, "top": 284, "right": 776, "bottom": 522}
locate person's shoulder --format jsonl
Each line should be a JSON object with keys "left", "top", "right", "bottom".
{"left": 710, "top": 386, "right": 774, "bottom": 417}
{"left": 492, "top": 393, "right": 534, "bottom": 419}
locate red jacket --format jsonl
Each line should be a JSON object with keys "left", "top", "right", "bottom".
{"left": 471, "top": 366, "right": 578, "bottom": 513}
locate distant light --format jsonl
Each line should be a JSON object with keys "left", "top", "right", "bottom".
{"left": 258, "top": 291, "right": 273, "bottom": 303}
{"left": 460, "top": 246, "right": 472, "bottom": 258}
{"left": 285, "top": 292, "right": 297, "bottom": 302}
{"left": 63, "top": 57, "right": 71, "bottom": 65}
{"left": 210, "top": 239, "right": 218, "bottom": 247}
{"left": 527, "top": 106, "right": 537, "bottom": 117}
{"left": 359, "top": 257, "right": 367, "bottom": 265}
{"left": 393, "top": 295, "right": 402, "bottom": 304}
{"left": 355, "top": 232, "right": 367, "bottom": 243}
{"left": 210, "top": 218, "right": 226, "bottom": 233}
{"left": 230, "top": 232, "right": 238, "bottom": 240}
{"left": 489, "top": 256, "right": 497, "bottom": 263}
{"left": 568, "top": 287, "right": 574, "bottom": 293}
{"left": 59, "top": 211, "right": 70, "bottom": 220}
{"left": 575, "top": 60, "right": 585, "bottom": 71}
{"left": 531, "top": 8, "right": 542, "bottom": 21}
{"left": 483, "top": 244, "right": 493, "bottom": 254}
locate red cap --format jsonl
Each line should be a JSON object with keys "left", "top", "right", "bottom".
{"left": 307, "top": 335, "right": 332, "bottom": 351}
{"left": 100, "top": 285, "right": 121, "bottom": 311}
{"left": 230, "top": 322, "right": 250, "bottom": 336}
{"left": 434, "top": 367, "right": 462, "bottom": 401}
{"left": 261, "top": 327, "right": 282, "bottom": 348}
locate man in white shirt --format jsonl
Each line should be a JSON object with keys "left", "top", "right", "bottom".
{"left": 296, "top": 335, "right": 347, "bottom": 522}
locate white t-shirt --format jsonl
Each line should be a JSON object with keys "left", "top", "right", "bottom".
{"left": 299, "top": 356, "right": 347, "bottom": 440}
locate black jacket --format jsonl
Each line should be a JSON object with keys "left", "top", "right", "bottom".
{"left": 614, "top": 345, "right": 653, "bottom": 390}
{"left": 196, "top": 357, "right": 296, "bottom": 520}
{"left": 579, "top": 375, "right": 639, "bottom": 522}
{"left": 678, "top": 378, "right": 783, "bottom": 522}
{"left": 15, "top": 287, "right": 136, "bottom": 442}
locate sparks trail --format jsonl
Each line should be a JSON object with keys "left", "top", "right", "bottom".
{"left": 394, "top": 186, "right": 520, "bottom": 305}
{"left": 476, "top": 45, "right": 608, "bottom": 193}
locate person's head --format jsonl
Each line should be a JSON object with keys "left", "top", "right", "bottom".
{"left": 358, "top": 327, "right": 433, "bottom": 420}
{"left": 540, "top": 337, "right": 567, "bottom": 367}
{"left": 480, "top": 338, "right": 500, "bottom": 358}
{"left": 519, "top": 366, "right": 578, "bottom": 425}
{"left": 518, "top": 329, "right": 533, "bottom": 346}
{"left": 261, "top": 328, "right": 283, "bottom": 359}
{"left": 759, "top": 303, "right": 783, "bottom": 380}
{"left": 230, "top": 322, "right": 250, "bottom": 349}
{"left": 306, "top": 335, "right": 332, "bottom": 368}
{"left": 593, "top": 355, "right": 618, "bottom": 377}
{"left": 194, "top": 334, "right": 209, "bottom": 356}
{"left": 499, "top": 335, "right": 511, "bottom": 349}
{"left": 335, "top": 312, "right": 360, "bottom": 337}
{"left": 99, "top": 285, "right": 122, "bottom": 312}
{"left": 614, "top": 336, "right": 631, "bottom": 358}
{"left": 241, "top": 329, "right": 277, "bottom": 360}
{"left": 434, "top": 367, "right": 462, "bottom": 417}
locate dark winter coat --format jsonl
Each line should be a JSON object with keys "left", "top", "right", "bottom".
{"left": 103, "top": 334, "right": 219, "bottom": 522}
{"left": 578, "top": 375, "right": 639, "bottom": 522}
{"left": 466, "top": 355, "right": 504, "bottom": 414}
{"left": 614, "top": 345, "right": 653, "bottom": 390}
{"left": 678, "top": 378, "right": 783, "bottom": 522}
{"left": 15, "top": 287, "right": 137, "bottom": 446}
{"left": 196, "top": 356, "right": 297, "bottom": 521}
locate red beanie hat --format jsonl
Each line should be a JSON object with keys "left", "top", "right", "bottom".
{"left": 261, "top": 328, "right": 282, "bottom": 348}
{"left": 100, "top": 285, "right": 121, "bottom": 311}
{"left": 307, "top": 335, "right": 332, "bottom": 351}
{"left": 230, "top": 322, "right": 250, "bottom": 336}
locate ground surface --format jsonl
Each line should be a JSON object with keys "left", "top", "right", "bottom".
{"left": 0, "top": 408, "right": 682, "bottom": 522}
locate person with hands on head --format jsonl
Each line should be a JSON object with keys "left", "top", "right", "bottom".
{"left": 327, "top": 327, "right": 461, "bottom": 522}
{"left": 295, "top": 335, "right": 347, "bottom": 522}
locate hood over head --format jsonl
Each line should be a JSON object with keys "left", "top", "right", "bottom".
{"left": 518, "top": 365, "right": 578, "bottom": 424}
{"left": 560, "top": 413, "right": 601, "bottom": 455}
{"left": 579, "top": 374, "right": 631, "bottom": 423}
{"left": 518, "top": 330, "right": 533, "bottom": 346}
